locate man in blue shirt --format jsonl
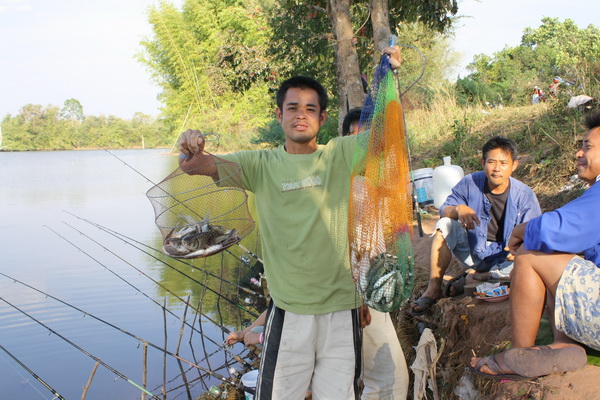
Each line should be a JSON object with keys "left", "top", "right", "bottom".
{"left": 410, "top": 136, "right": 541, "bottom": 316}
{"left": 470, "top": 110, "right": 600, "bottom": 379}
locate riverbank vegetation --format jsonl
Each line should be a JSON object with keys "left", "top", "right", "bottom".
{"left": 2, "top": 12, "right": 597, "bottom": 161}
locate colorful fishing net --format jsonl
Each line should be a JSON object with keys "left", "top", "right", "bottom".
{"left": 349, "top": 55, "right": 414, "bottom": 312}
{"left": 146, "top": 152, "right": 255, "bottom": 259}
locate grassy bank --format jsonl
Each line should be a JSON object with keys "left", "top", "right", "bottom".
{"left": 405, "top": 92, "right": 592, "bottom": 211}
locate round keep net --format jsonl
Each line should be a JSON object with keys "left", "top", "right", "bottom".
{"left": 146, "top": 152, "right": 255, "bottom": 259}
{"left": 349, "top": 55, "right": 414, "bottom": 312}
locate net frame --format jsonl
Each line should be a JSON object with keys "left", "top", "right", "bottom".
{"left": 146, "top": 151, "right": 255, "bottom": 259}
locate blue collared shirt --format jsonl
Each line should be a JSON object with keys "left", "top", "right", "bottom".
{"left": 525, "top": 180, "right": 600, "bottom": 266}
{"left": 440, "top": 171, "right": 542, "bottom": 264}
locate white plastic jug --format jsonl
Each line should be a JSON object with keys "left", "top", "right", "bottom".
{"left": 433, "top": 156, "right": 464, "bottom": 209}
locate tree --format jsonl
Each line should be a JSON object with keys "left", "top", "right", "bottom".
{"left": 460, "top": 18, "right": 600, "bottom": 106}
{"left": 138, "top": 0, "right": 277, "bottom": 149}
{"left": 268, "top": 0, "right": 458, "bottom": 131}
{"left": 60, "top": 98, "right": 85, "bottom": 122}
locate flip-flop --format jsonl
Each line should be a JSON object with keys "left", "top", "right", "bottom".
{"left": 470, "top": 346, "right": 588, "bottom": 380}
{"left": 444, "top": 271, "right": 468, "bottom": 297}
{"left": 408, "top": 296, "right": 437, "bottom": 316}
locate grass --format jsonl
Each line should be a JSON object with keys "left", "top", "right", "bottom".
{"left": 404, "top": 92, "right": 593, "bottom": 211}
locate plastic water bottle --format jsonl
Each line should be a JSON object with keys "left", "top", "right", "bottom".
{"left": 433, "top": 156, "right": 464, "bottom": 209}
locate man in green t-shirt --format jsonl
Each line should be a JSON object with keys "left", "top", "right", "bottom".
{"left": 178, "top": 47, "right": 402, "bottom": 400}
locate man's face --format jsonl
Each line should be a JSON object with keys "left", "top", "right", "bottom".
{"left": 276, "top": 87, "right": 326, "bottom": 147}
{"left": 576, "top": 127, "right": 600, "bottom": 185}
{"left": 481, "top": 148, "right": 518, "bottom": 192}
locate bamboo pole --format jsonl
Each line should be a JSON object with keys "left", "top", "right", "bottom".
{"left": 81, "top": 361, "right": 100, "bottom": 400}
{"left": 142, "top": 343, "right": 148, "bottom": 400}
{"left": 162, "top": 300, "right": 168, "bottom": 400}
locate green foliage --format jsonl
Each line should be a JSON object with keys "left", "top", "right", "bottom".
{"left": 393, "top": 21, "right": 460, "bottom": 109}
{"left": 266, "top": 0, "right": 336, "bottom": 94}
{"left": 251, "top": 118, "right": 284, "bottom": 148}
{"left": 1, "top": 102, "right": 170, "bottom": 151}
{"left": 60, "top": 98, "right": 85, "bottom": 122}
{"left": 138, "top": 0, "right": 278, "bottom": 150}
{"left": 388, "top": 0, "right": 458, "bottom": 33}
{"left": 461, "top": 18, "right": 600, "bottom": 107}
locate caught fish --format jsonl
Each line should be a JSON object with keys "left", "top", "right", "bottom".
{"left": 162, "top": 218, "right": 240, "bottom": 258}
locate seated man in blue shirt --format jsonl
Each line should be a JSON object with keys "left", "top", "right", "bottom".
{"left": 410, "top": 136, "right": 541, "bottom": 316}
{"left": 470, "top": 110, "right": 600, "bottom": 379}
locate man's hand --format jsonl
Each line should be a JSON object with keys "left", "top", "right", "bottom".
{"left": 507, "top": 223, "right": 527, "bottom": 255}
{"left": 225, "top": 331, "right": 244, "bottom": 346}
{"left": 178, "top": 129, "right": 206, "bottom": 158}
{"left": 360, "top": 304, "right": 372, "bottom": 328}
{"left": 382, "top": 46, "right": 402, "bottom": 70}
{"left": 454, "top": 204, "right": 480, "bottom": 230}
{"left": 243, "top": 331, "right": 261, "bottom": 346}
{"left": 177, "top": 129, "right": 219, "bottom": 178}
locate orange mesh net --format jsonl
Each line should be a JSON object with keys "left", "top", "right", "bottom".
{"left": 349, "top": 56, "right": 414, "bottom": 312}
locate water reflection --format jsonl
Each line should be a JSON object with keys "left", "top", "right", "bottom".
{"left": 0, "top": 149, "right": 264, "bottom": 399}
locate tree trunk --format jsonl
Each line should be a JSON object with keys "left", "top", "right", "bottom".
{"left": 370, "top": 0, "right": 392, "bottom": 58}
{"left": 327, "top": 0, "right": 365, "bottom": 135}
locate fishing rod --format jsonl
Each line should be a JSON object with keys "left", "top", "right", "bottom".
{"left": 65, "top": 210, "right": 266, "bottom": 302}
{"left": 0, "top": 273, "right": 240, "bottom": 386}
{"left": 61, "top": 218, "right": 261, "bottom": 318}
{"left": 0, "top": 344, "right": 66, "bottom": 400}
{"left": 0, "top": 297, "right": 161, "bottom": 400}
{"left": 47, "top": 224, "right": 255, "bottom": 340}
{"left": 0, "top": 265, "right": 251, "bottom": 372}
{"left": 101, "top": 146, "right": 265, "bottom": 265}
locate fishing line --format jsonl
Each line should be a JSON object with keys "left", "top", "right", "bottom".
{"left": 0, "top": 297, "right": 161, "bottom": 400}
{"left": 101, "top": 146, "right": 264, "bottom": 265}
{"left": 0, "top": 344, "right": 63, "bottom": 400}
{"left": 0, "top": 259, "right": 251, "bottom": 372}
{"left": 64, "top": 211, "right": 265, "bottom": 309}
{"left": 0, "top": 273, "right": 240, "bottom": 385}
{"left": 47, "top": 224, "right": 256, "bottom": 337}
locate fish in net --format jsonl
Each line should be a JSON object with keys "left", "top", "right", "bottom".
{"left": 146, "top": 151, "right": 255, "bottom": 259}
{"left": 349, "top": 54, "right": 414, "bottom": 312}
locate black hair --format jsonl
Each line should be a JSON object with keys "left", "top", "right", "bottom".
{"left": 482, "top": 136, "right": 519, "bottom": 161}
{"left": 584, "top": 109, "right": 600, "bottom": 131}
{"left": 276, "top": 76, "right": 328, "bottom": 112}
{"left": 342, "top": 107, "right": 362, "bottom": 136}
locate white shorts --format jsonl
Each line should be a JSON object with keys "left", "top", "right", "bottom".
{"left": 256, "top": 303, "right": 361, "bottom": 400}
{"left": 362, "top": 308, "right": 409, "bottom": 400}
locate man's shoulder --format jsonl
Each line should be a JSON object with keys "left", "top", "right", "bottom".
{"left": 508, "top": 176, "right": 536, "bottom": 194}
{"left": 462, "top": 171, "right": 485, "bottom": 186}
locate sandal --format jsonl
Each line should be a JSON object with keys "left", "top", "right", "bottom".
{"left": 444, "top": 271, "right": 468, "bottom": 297}
{"left": 408, "top": 296, "right": 437, "bottom": 316}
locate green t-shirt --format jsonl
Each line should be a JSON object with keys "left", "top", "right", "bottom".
{"left": 220, "top": 136, "right": 360, "bottom": 314}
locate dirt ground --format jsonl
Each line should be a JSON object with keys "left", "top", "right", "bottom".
{"left": 400, "top": 214, "right": 599, "bottom": 400}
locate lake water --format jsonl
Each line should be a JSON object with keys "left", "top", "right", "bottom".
{"left": 0, "top": 149, "right": 264, "bottom": 399}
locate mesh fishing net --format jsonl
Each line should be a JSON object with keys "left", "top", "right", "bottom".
{"left": 349, "top": 55, "right": 414, "bottom": 312}
{"left": 146, "top": 151, "right": 255, "bottom": 259}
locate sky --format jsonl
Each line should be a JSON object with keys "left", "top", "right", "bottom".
{"left": 0, "top": 0, "right": 598, "bottom": 120}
